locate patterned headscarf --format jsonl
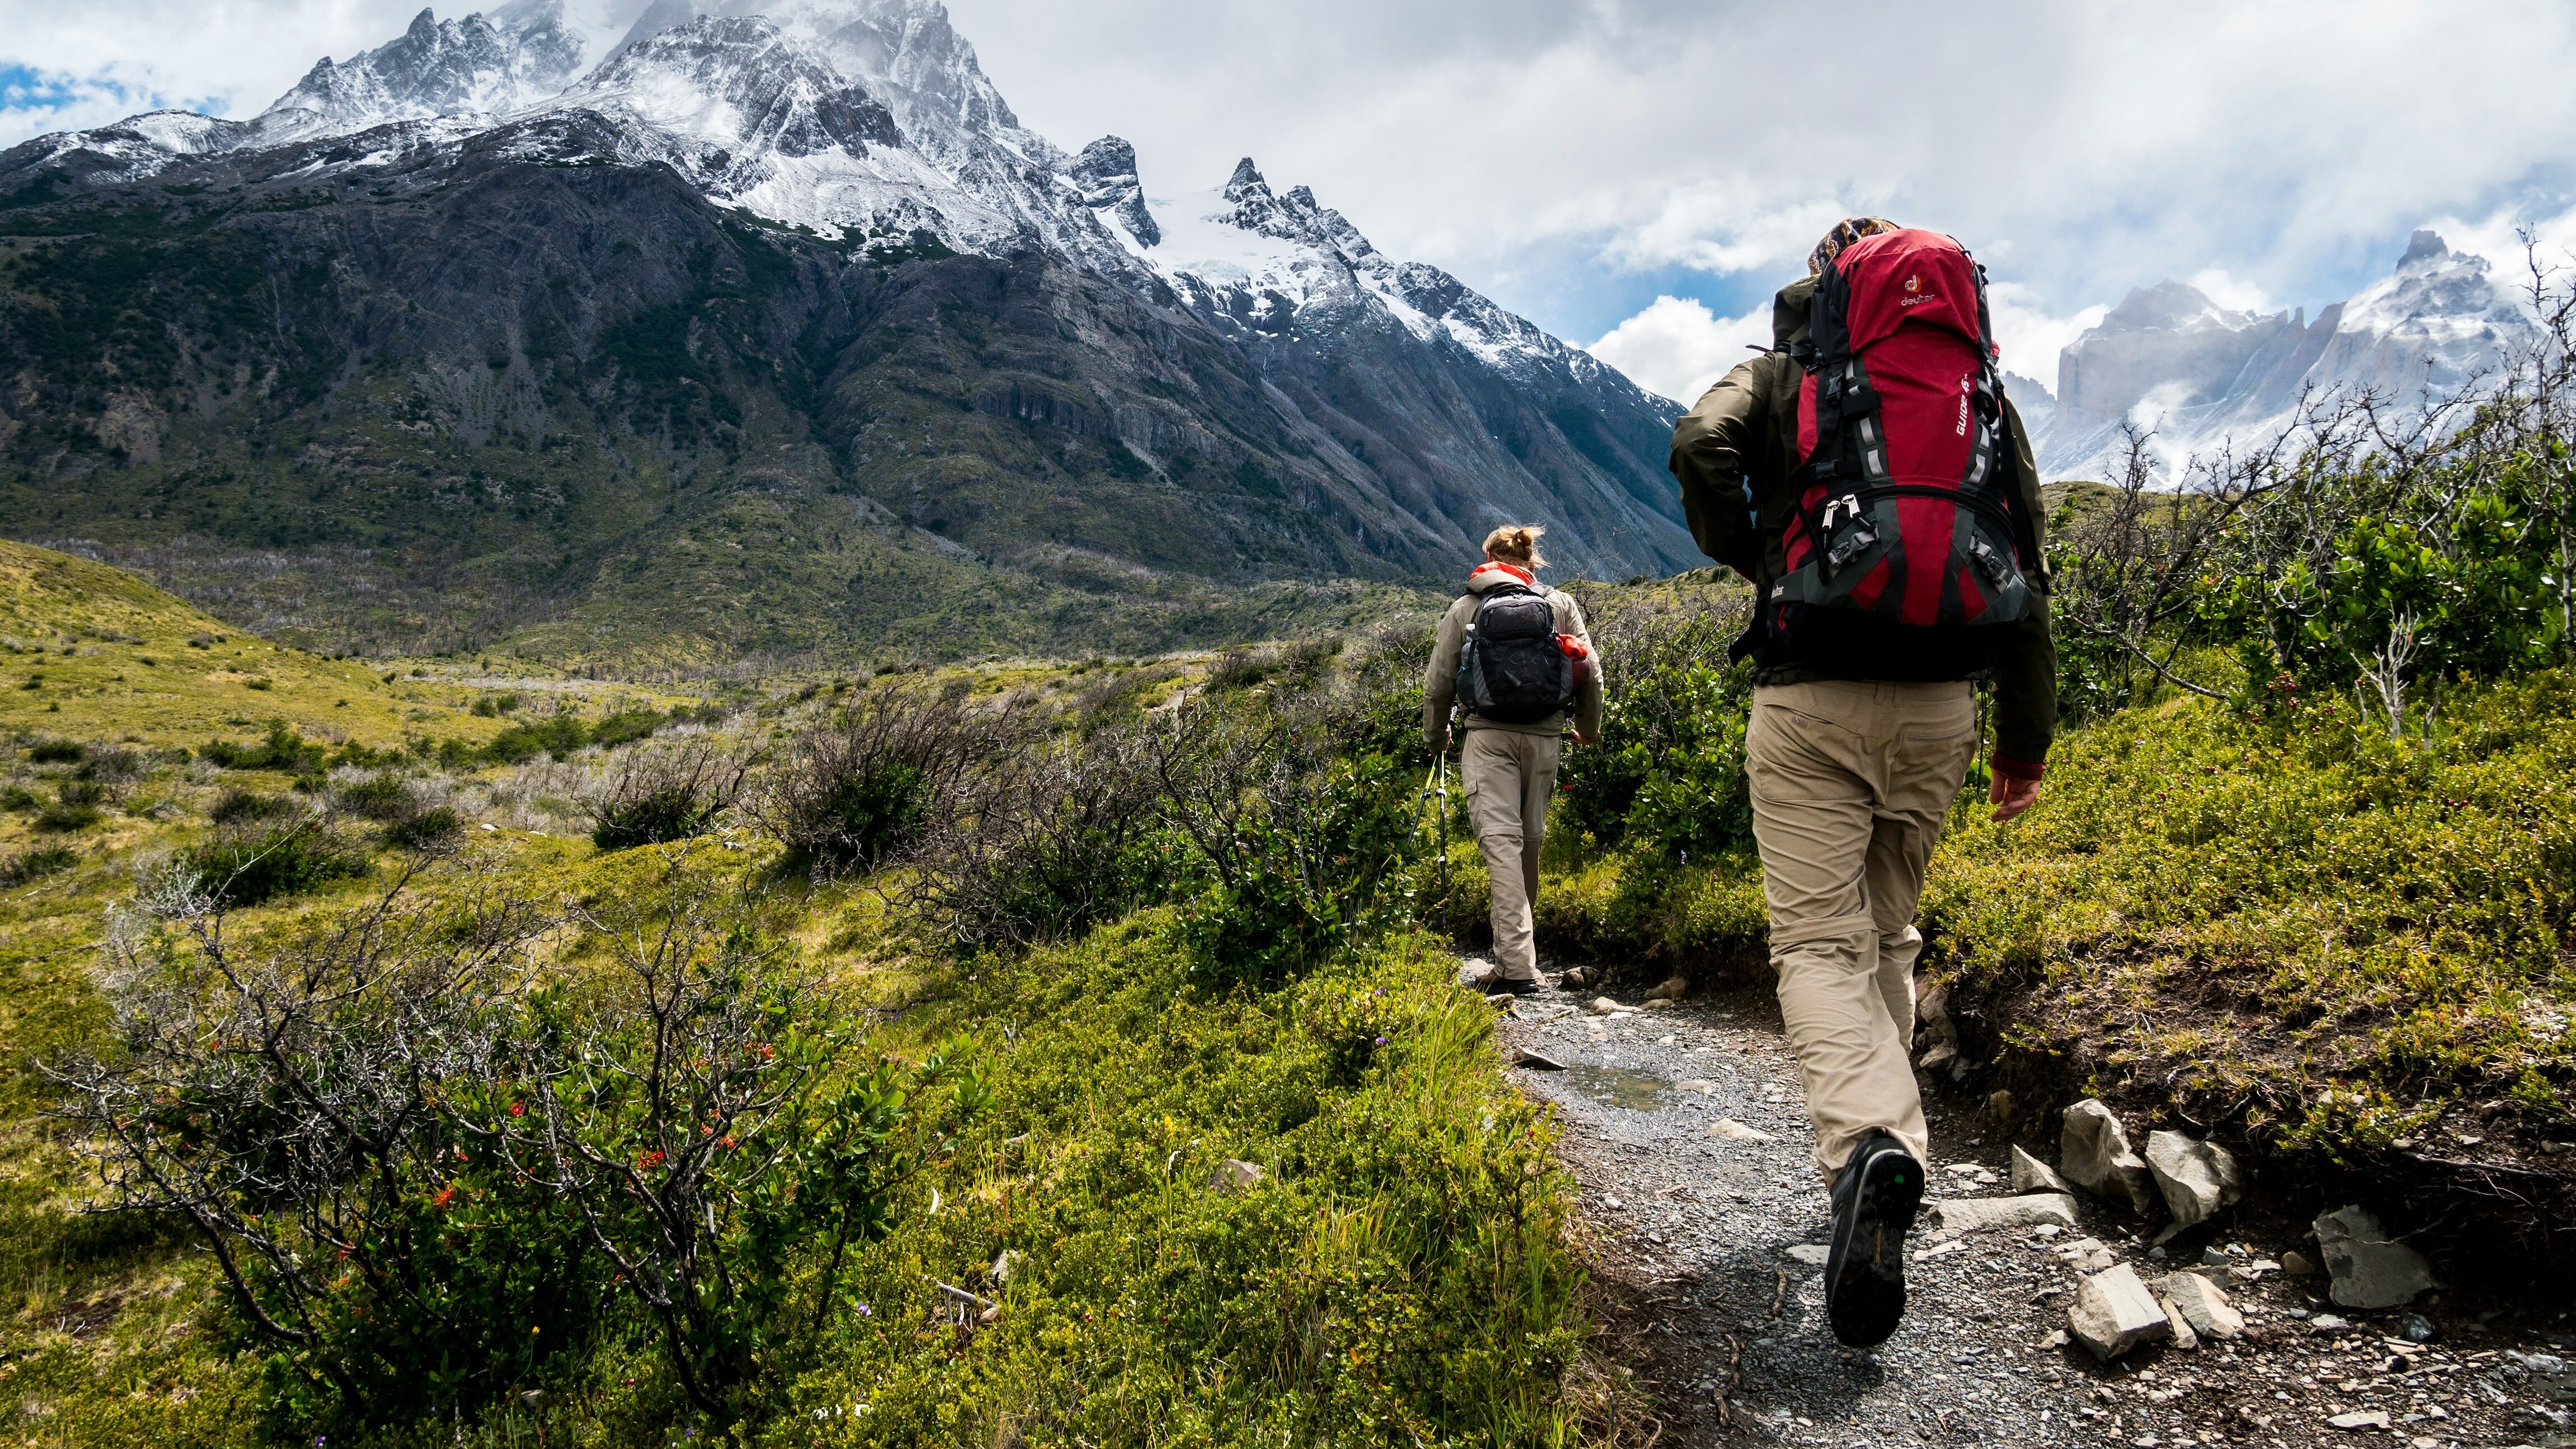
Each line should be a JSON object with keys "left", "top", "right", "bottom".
{"left": 1808, "top": 216, "right": 1901, "bottom": 275}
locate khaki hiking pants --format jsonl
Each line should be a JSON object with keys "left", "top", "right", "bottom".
{"left": 1746, "top": 679, "right": 1979, "bottom": 1180}
{"left": 1461, "top": 728, "right": 1561, "bottom": 981}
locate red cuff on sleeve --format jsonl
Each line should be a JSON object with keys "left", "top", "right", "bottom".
{"left": 1990, "top": 752, "right": 2046, "bottom": 784}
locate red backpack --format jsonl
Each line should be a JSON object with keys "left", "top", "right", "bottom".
{"left": 1758, "top": 229, "right": 2035, "bottom": 674}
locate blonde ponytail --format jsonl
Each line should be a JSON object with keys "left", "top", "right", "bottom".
{"left": 1482, "top": 524, "right": 1547, "bottom": 569}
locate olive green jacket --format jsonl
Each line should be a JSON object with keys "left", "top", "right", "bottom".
{"left": 1668, "top": 274, "right": 2058, "bottom": 776}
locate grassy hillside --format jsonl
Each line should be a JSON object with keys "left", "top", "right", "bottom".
{"left": 0, "top": 539, "right": 496, "bottom": 748}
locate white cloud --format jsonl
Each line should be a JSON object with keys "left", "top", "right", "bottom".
{"left": 1586, "top": 295, "right": 1770, "bottom": 405}
{"left": 2187, "top": 269, "right": 2276, "bottom": 315}
{"left": 1986, "top": 282, "right": 2106, "bottom": 395}
{"left": 6, "top": 0, "right": 2576, "bottom": 356}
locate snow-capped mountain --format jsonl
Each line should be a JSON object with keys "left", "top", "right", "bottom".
{"left": 2027, "top": 231, "right": 2537, "bottom": 478}
{"left": 0, "top": 0, "right": 1695, "bottom": 659}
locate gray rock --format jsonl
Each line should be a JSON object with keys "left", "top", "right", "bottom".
{"left": 2325, "top": 1409, "right": 2391, "bottom": 1430}
{"left": 1588, "top": 996, "right": 1623, "bottom": 1016}
{"left": 1457, "top": 957, "right": 1502, "bottom": 989}
{"left": 1211, "top": 1159, "right": 1266, "bottom": 1194}
{"left": 2060, "top": 1099, "right": 2159, "bottom": 1214}
{"left": 1786, "top": 1244, "right": 1830, "bottom": 1266}
{"left": 1933, "top": 1193, "right": 2081, "bottom": 1235}
{"left": 2143, "top": 1129, "right": 2244, "bottom": 1228}
{"left": 2159, "top": 1294, "right": 2201, "bottom": 1351}
{"left": 2152, "top": 1271, "right": 2247, "bottom": 1341}
{"left": 1705, "top": 1118, "right": 1776, "bottom": 1143}
{"left": 1512, "top": 1048, "right": 1565, "bottom": 1071}
{"left": 2011, "top": 1144, "right": 2074, "bottom": 1195}
{"left": 2067, "top": 1263, "right": 2172, "bottom": 1360}
{"left": 2399, "top": 1312, "right": 2436, "bottom": 1343}
{"left": 2313, "top": 1204, "right": 2436, "bottom": 1309}
{"left": 2309, "top": 1313, "right": 2351, "bottom": 1332}
{"left": 1653, "top": 975, "right": 1689, "bottom": 1001}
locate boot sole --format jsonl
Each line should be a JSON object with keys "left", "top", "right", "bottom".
{"left": 1826, "top": 1147, "right": 1921, "bottom": 1347}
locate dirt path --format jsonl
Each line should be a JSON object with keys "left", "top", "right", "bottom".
{"left": 1489, "top": 968, "right": 2574, "bottom": 1448}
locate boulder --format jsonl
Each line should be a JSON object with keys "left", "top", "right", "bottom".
{"left": 2313, "top": 1204, "right": 2436, "bottom": 1309}
{"left": 2152, "top": 1271, "right": 2247, "bottom": 1341}
{"left": 2011, "top": 1144, "right": 2075, "bottom": 1195}
{"left": 2068, "top": 1263, "right": 2172, "bottom": 1360}
{"left": 1457, "top": 957, "right": 1502, "bottom": 989}
{"left": 1932, "top": 1193, "right": 2081, "bottom": 1235}
{"left": 2061, "top": 1099, "right": 2158, "bottom": 1213}
{"left": 2143, "top": 1130, "right": 2244, "bottom": 1228}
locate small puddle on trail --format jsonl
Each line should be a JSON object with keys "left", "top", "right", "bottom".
{"left": 1560, "top": 1065, "right": 1678, "bottom": 1113}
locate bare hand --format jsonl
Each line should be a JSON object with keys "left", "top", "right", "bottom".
{"left": 1570, "top": 730, "right": 1594, "bottom": 747}
{"left": 1989, "top": 772, "right": 2040, "bottom": 824}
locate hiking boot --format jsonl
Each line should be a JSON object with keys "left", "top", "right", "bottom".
{"left": 1492, "top": 976, "right": 1544, "bottom": 998}
{"left": 1823, "top": 1130, "right": 1922, "bottom": 1347}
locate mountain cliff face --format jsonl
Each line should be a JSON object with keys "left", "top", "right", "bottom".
{"left": 0, "top": 0, "right": 1694, "bottom": 664}
{"left": 2026, "top": 231, "right": 2536, "bottom": 478}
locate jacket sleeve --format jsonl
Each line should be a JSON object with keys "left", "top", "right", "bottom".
{"left": 1422, "top": 599, "right": 1469, "bottom": 751}
{"left": 1990, "top": 394, "right": 2057, "bottom": 780}
{"left": 1669, "top": 356, "right": 1778, "bottom": 582}
{"left": 1561, "top": 595, "right": 1606, "bottom": 741}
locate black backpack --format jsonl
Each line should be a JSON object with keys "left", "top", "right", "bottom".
{"left": 1456, "top": 585, "right": 1574, "bottom": 724}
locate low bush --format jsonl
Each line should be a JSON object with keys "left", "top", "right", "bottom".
{"left": 53, "top": 855, "right": 951, "bottom": 1437}
{"left": 755, "top": 684, "right": 999, "bottom": 876}
{"left": 907, "top": 724, "right": 1172, "bottom": 949}
{"left": 588, "top": 739, "right": 748, "bottom": 852}
{"left": 35, "top": 782, "right": 103, "bottom": 832}
{"left": 179, "top": 818, "right": 371, "bottom": 907}
{"left": 208, "top": 787, "right": 299, "bottom": 825}
{"left": 382, "top": 805, "right": 463, "bottom": 850}
{"left": 332, "top": 771, "right": 418, "bottom": 821}
{"left": 0, "top": 844, "right": 76, "bottom": 885}
{"left": 200, "top": 721, "right": 328, "bottom": 775}
{"left": 25, "top": 739, "right": 84, "bottom": 764}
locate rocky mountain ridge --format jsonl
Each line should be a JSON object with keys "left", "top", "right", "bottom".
{"left": 0, "top": 0, "right": 1694, "bottom": 664}
{"left": 2023, "top": 231, "right": 2537, "bottom": 479}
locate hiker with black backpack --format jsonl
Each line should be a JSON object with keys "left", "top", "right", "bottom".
{"left": 1422, "top": 525, "right": 1604, "bottom": 997}
{"left": 1668, "top": 218, "right": 2057, "bottom": 1349}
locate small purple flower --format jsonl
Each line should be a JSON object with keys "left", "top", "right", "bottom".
{"left": 857, "top": 1303, "right": 872, "bottom": 1317}
{"left": 1374, "top": 1036, "right": 1388, "bottom": 1046}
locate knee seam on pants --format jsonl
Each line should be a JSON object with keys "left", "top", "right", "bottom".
{"left": 1768, "top": 911, "right": 1878, "bottom": 950}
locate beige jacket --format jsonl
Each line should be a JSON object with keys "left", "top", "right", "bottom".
{"left": 1422, "top": 564, "right": 1606, "bottom": 748}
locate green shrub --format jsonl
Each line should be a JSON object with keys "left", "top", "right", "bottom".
{"left": 755, "top": 684, "right": 996, "bottom": 875}
{"left": 589, "top": 742, "right": 746, "bottom": 852}
{"left": 180, "top": 820, "right": 370, "bottom": 907}
{"left": 26, "top": 739, "right": 84, "bottom": 763}
{"left": 208, "top": 786, "right": 298, "bottom": 825}
{"left": 382, "top": 805, "right": 463, "bottom": 850}
{"left": 0, "top": 844, "right": 76, "bottom": 885}
{"left": 332, "top": 771, "right": 418, "bottom": 821}
{"left": 200, "top": 721, "right": 326, "bottom": 774}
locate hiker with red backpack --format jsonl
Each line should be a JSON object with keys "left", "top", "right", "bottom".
{"left": 1669, "top": 218, "right": 2057, "bottom": 1348}
{"left": 1422, "top": 525, "right": 1604, "bottom": 997}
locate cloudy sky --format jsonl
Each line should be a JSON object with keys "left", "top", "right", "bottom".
{"left": 6, "top": 0, "right": 2574, "bottom": 403}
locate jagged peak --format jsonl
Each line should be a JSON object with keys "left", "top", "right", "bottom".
{"left": 2398, "top": 228, "right": 2451, "bottom": 274}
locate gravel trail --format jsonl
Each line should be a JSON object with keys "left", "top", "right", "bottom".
{"left": 1488, "top": 969, "right": 2572, "bottom": 1448}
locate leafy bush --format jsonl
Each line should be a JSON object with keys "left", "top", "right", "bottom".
{"left": 0, "top": 844, "right": 76, "bottom": 885}
{"left": 53, "top": 855, "right": 941, "bottom": 1436}
{"left": 331, "top": 771, "right": 420, "bottom": 821}
{"left": 200, "top": 721, "right": 327, "bottom": 774}
{"left": 1554, "top": 588, "right": 1753, "bottom": 863}
{"left": 208, "top": 787, "right": 298, "bottom": 825}
{"left": 588, "top": 738, "right": 748, "bottom": 852}
{"left": 905, "top": 724, "right": 1170, "bottom": 947}
{"left": 25, "top": 739, "right": 84, "bottom": 763}
{"left": 753, "top": 684, "right": 998, "bottom": 875}
{"left": 35, "top": 781, "right": 103, "bottom": 832}
{"left": 179, "top": 818, "right": 371, "bottom": 907}
{"left": 381, "top": 805, "right": 463, "bottom": 851}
